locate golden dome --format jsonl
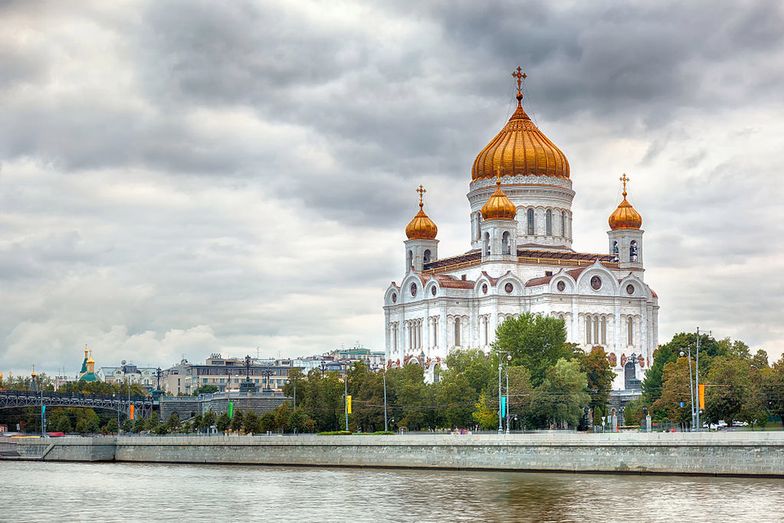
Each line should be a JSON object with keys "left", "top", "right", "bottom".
{"left": 405, "top": 185, "right": 438, "bottom": 240}
{"left": 471, "top": 67, "right": 569, "bottom": 181}
{"left": 481, "top": 173, "right": 517, "bottom": 220}
{"left": 609, "top": 174, "right": 642, "bottom": 230}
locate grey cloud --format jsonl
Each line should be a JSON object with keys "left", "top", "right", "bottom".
{"left": 1, "top": 0, "right": 783, "bottom": 373}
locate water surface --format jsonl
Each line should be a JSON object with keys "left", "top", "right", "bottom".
{"left": 1, "top": 461, "right": 782, "bottom": 522}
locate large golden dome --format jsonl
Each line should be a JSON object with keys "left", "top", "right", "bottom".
{"left": 472, "top": 68, "right": 569, "bottom": 181}
{"left": 609, "top": 174, "right": 642, "bottom": 230}
{"left": 405, "top": 185, "right": 438, "bottom": 240}
{"left": 481, "top": 174, "right": 517, "bottom": 220}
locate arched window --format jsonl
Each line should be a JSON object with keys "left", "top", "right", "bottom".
{"left": 612, "top": 241, "right": 619, "bottom": 261}
{"left": 601, "top": 317, "right": 607, "bottom": 345}
{"left": 483, "top": 232, "right": 490, "bottom": 256}
{"left": 585, "top": 315, "right": 592, "bottom": 345}
{"left": 454, "top": 318, "right": 461, "bottom": 347}
{"left": 423, "top": 249, "right": 431, "bottom": 264}
{"left": 627, "top": 316, "right": 634, "bottom": 346}
{"left": 561, "top": 212, "right": 566, "bottom": 238}
{"left": 501, "top": 231, "right": 511, "bottom": 255}
{"left": 546, "top": 209, "right": 553, "bottom": 236}
{"left": 593, "top": 316, "right": 600, "bottom": 345}
{"left": 527, "top": 209, "right": 535, "bottom": 235}
{"left": 630, "top": 240, "right": 639, "bottom": 262}
{"left": 407, "top": 250, "right": 413, "bottom": 269}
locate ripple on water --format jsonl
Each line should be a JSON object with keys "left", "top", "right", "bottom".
{"left": 2, "top": 461, "right": 783, "bottom": 522}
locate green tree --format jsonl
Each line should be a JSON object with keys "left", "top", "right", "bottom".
{"left": 506, "top": 366, "right": 534, "bottom": 426}
{"left": 243, "top": 411, "right": 259, "bottom": 434}
{"left": 493, "top": 313, "right": 571, "bottom": 386}
{"left": 530, "top": 358, "right": 589, "bottom": 429}
{"left": 102, "top": 418, "right": 119, "bottom": 434}
{"left": 216, "top": 412, "right": 230, "bottom": 432}
{"left": 74, "top": 409, "right": 100, "bottom": 434}
{"left": 202, "top": 411, "right": 216, "bottom": 432}
{"left": 643, "top": 332, "right": 722, "bottom": 403}
{"left": 751, "top": 349, "right": 770, "bottom": 371}
{"left": 144, "top": 412, "right": 160, "bottom": 432}
{"left": 166, "top": 413, "right": 181, "bottom": 433}
{"left": 652, "top": 357, "right": 693, "bottom": 426}
{"left": 580, "top": 346, "right": 615, "bottom": 423}
{"left": 47, "top": 409, "right": 73, "bottom": 433}
{"left": 229, "top": 410, "right": 244, "bottom": 432}
{"left": 472, "top": 391, "right": 498, "bottom": 430}
{"left": 704, "top": 357, "right": 758, "bottom": 427}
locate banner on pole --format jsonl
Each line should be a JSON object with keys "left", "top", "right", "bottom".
{"left": 698, "top": 384, "right": 705, "bottom": 409}
{"left": 42, "top": 404, "right": 46, "bottom": 415}
{"left": 346, "top": 395, "right": 352, "bottom": 414}
{"left": 228, "top": 401, "right": 234, "bottom": 419}
{"left": 500, "top": 396, "right": 507, "bottom": 417}
{"left": 129, "top": 404, "right": 135, "bottom": 420}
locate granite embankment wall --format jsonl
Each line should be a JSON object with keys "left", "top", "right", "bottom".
{"left": 9, "top": 432, "right": 784, "bottom": 476}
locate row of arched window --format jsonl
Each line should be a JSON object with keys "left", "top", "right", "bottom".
{"left": 524, "top": 207, "right": 570, "bottom": 238}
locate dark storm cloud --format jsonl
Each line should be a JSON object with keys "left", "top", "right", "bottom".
{"left": 0, "top": 0, "right": 783, "bottom": 373}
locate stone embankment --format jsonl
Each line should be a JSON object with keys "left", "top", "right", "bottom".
{"left": 5, "top": 432, "right": 784, "bottom": 477}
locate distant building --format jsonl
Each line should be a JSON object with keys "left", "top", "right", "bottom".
{"left": 78, "top": 347, "right": 98, "bottom": 382}
{"left": 291, "top": 346, "right": 386, "bottom": 375}
{"left": 97, "top": 362, "right": 160, "bottom": 391}
{"left": 164, "top": 354, "right": 296, "bottom": 395}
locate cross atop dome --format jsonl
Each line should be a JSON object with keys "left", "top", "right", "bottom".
{"left": 512, "top": 66, "right": 527, "bottom": 103}
{"left": 416, "top": 184, "right": 426, "bottom": 209}
{"left": 620, "top": 173, "right": 630, "bottom": 197}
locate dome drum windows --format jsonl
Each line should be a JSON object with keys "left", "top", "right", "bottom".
{"left": 545, "top": 209, "right": 553, "bottom": 236}
{"left": 526, "top": 208, "right": 535, "bottom": 235}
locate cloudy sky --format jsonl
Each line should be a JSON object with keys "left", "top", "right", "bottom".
{"left": 1, "top": 0, "right": 783, "bottom": 375}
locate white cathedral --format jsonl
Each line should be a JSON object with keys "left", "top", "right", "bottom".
{"left": 383, "top": 69, "right": 659, "bottom": 391}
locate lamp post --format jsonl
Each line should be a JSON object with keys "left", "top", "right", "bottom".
{"left": 680, "top": 349, "right": 696, "bottom": 430}
{"left": 497, "top": 357, "right": 503, "bottom": 433}
{"left": 695, "top": 327, "right": 701, "bottom": 431}
{"left": 505, "top": 353, "right": 511, "bottom": 434}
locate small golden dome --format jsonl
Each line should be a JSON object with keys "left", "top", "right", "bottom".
{"left": 87, "top": 356, "right": 95, "bottom": 364}
{"left": 609, "top": 174, "right": 642, "bottom": 230}
{"left": 471, "top": 67, "right": 570, "bottom": 181}
{"left": 405, "top": 185, "right": 438, "bottom": 240}
{"left": 481, "top": 173, "right": 517, "bottom": 220}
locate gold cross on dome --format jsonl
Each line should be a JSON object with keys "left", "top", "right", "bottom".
{"left": 512, "top": 66, "right": 527, "bottom": 99}
{"left": 620, "top": 173, "right": 629, "bottom": 196}
{"left": 416, "top": 185, "right": 426, "bottom": 208}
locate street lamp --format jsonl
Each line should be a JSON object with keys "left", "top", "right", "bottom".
{"left": 505, "top": 353, "right": 511, "bottom": 434}
{"left": 679, "top": 350, "right": 695, "bottom": 431}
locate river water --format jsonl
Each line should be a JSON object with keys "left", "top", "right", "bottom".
{"left": 1, "top": 461, "right": 782, "bottom": 522}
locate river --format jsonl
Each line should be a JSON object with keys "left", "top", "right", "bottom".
{"left": 1, "top": 461, "right": 782, "bottom": 522}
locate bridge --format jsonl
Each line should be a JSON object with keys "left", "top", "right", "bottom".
{"left": 0, "top": 390, "right": 156, "bottom": 419}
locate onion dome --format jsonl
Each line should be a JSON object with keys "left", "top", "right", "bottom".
{"left": 405, "top": 185, "right": 438, "bottom": 240}
{"left": 471, "top": 67, "right": 569, "bottom": 181}
{"left": 609, "top": 174, "right": 642, "bottom": 230}
{"left": 481, "top": 172, "right": 517, "bottom": 220}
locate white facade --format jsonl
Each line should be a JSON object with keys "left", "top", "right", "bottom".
{"left": 383, "top": 120, "right": 658, "bottom": 392}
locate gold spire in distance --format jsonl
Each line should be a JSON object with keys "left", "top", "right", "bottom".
{"left": 405, "top": 185, "right": 438, "bottom": 240}
{"left": 609, "top": 173, "right": 643, "bottom": 230}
